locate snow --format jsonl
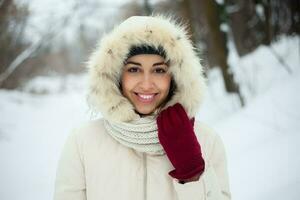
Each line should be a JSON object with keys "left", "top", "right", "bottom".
{"left": 0, "top": 36, "right": 299, "bottom": 199}
{"left": 215, "top": 70, "right": 300, "bottom": 200}
{"left": 0, "top": 75, "right": 90, "bottom": 200}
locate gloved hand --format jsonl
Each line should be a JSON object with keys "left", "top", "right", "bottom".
{"left": 157, "top": 103, "right": 205, "bottom": 181}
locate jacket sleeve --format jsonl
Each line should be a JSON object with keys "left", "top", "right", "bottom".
{"left": 173, "top": 134, "right": 231, "bottom": 200}
{"left": 206, "top": 134, "right": 231, "bottom": 199}
{"left": 54, "top": 129, "right": 87, "bottom": 200}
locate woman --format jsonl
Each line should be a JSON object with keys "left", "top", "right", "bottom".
{"left": 54, "top": 15, "right": 231, "bottom": 200}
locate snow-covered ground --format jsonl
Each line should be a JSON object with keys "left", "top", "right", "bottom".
{"left": 215, "top": 69, "right": 300, "bottom": 200}
{"left": 0, "top": 36, "right": 299, "bottom": 200}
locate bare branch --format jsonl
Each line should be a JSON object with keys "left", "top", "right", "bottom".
{"left": 0, "top": 1, "right": 81, "bottom": 87}
{"left": 269, "top": 46, "right": 292, "bottom": 74}
{"left": 0, "top": 39, "right": 42, "bottom": 86}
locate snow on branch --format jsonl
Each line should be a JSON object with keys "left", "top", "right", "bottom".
{"left": 0, "top": 40, "right": 42, "bottom": 86}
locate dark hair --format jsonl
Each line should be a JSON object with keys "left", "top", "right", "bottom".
{"left": 161, "top": 77, "right": 177, "bottom": 107}
{"left": 126, "top": 44, "right": 166, "bottom": 60}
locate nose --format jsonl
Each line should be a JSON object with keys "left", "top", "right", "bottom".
{"left": 139, "top": 73, "right": 154, "bottom": 91}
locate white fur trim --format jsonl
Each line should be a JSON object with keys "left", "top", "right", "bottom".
{"left": 87, "top": 15, "right": 206, "bottom": 122}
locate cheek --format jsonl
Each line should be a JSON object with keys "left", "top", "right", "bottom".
{"left": 121, "top": 74, "right": 128, "bottom": 95}
{"left": 159, "top": 76, "right": 172, "bottom": 96}
{"left": 121, "top": 74, "right": 134, "bottom": 96}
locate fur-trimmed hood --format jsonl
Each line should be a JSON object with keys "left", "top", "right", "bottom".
{"left": 87, "top": 15, "right": 206, "bottom": 122}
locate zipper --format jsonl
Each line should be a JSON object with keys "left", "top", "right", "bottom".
{"left": 142, "top": 152, "right": 147, "bottom": 200}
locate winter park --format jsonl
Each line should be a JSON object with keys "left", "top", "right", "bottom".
{"left": 0, "top": 0, "right": 299, "bottom": 200}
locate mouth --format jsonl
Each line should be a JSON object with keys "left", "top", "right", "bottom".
{"left": 134, "top": 92, "right": 158, "bottom": 103}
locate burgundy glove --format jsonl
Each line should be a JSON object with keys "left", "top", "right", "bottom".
{"left": 157, "top": 103, "right": 205, "bottom": 180}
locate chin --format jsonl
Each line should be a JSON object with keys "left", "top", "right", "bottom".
{"left": 136, "top": 109, "right": 154, "bottom": 115}
{"left": 134, "top": 105, "right": 156, "bottom": 116}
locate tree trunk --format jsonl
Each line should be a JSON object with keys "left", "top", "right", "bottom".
{"left": 177, "top": 0, "right": 196, "bottom": 44}
{"left": 189, "top": 0, "right": 244, "bottom": 106}
{"left": 143, "top": 0, "right": 152, "bottom": 15}
{"left": 262, "top": 0, "right": 272, "bottom": 45}
{"left": 225, "top": 0, "right": 265, "bottom": 56}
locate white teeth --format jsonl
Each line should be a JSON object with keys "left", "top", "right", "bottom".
{"left": 138, "top": 94, "right": 154, "bottom": 100}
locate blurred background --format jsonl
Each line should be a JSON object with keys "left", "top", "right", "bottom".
{"left": 0, "top": 0, "right": 299, "bottom": 200}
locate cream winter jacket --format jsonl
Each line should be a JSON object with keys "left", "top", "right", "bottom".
{"left": 54, "top": 119, "right": 231, "bottom": 200}
{"left": 54, "top": 15, "right": 231, "bottom": 200}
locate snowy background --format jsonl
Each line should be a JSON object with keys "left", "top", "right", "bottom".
{"left": 1, "top": 0, "right": 300, "bottom": 199}
{"left": 1, "top": 35, "right": 299, "bottom": 200}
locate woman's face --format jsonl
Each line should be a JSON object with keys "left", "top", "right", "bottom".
{"left": 121, "top": 54, "right": 171, "bottom": 115}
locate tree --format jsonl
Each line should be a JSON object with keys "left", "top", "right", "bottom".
{"left": 188, "top": 0, "right": 245, "bottom": 106}
{"left": 0, "top": 0, "right": 29, "bottom": 87}
{"left": 143, "top": 0, "right": 152, "bottom": 15}
{"left": 225, "top": 0, "right": 265, "bottom": 56}
{"left": 225, "top": 0, "right": 300, "bottom": 55}
{"left": 0, "top": 0, "right": 83, "bottom": 88}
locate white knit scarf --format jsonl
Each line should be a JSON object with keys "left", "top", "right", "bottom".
{"left": 103, "top": 115, "right": 165, "bottom": 155}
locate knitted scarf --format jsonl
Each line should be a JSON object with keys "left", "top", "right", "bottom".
{"left": 103, "top": 116, "right": 165, "bottom": 155}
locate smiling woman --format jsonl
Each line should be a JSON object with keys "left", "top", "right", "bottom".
{"left": 121, "top": 52, "right": 171, "bottom": 115}
{"left": 54, "top": 15, "right": 231, "bottom": 200}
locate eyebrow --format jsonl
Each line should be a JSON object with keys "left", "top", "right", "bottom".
{"left": 125, "top": 61, "right": 167, "bottom": 66}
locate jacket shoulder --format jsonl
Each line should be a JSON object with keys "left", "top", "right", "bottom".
{"left": 75, "top": 118, "right": 105, "bottom": 134}
{"left": 194, "top": 121, "right": 218, "bottom": 142}
{"left": 70, "top": 118, "right": 109, "bottom": 146}
{"left": 194, "top": 121, "right": 221, "bottom": 163}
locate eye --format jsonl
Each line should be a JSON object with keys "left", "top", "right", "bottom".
{"left": 154, "top": 67, "right": 167, "bottom": 74}
{"left": 127, "top": 67, "right": 140, "bottom": 73}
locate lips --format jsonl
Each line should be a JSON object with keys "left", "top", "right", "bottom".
{"left": 134, "top": 93, "right": 157, "bottom": 103}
